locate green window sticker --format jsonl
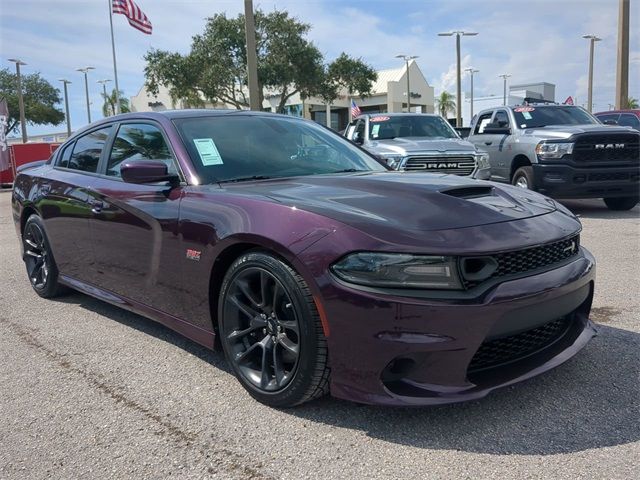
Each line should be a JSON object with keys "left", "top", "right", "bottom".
{"left": 193, "top": 138, "right": 223, "bottom": 166}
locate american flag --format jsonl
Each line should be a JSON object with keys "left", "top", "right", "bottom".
{"left": 350, "top": 100, "right": 361, "bottom": 118}
{"left": 112, "top": 0, "right": 153, "bottom": 35}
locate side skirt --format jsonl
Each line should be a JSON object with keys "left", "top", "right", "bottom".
{"left": 59, "top": 274, "right": 216, "bottom": 350}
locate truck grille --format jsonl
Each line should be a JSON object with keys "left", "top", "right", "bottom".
{"left": 403, "top": 156, "right": 476, "bottom": 176}
{"left": 468, "top": 316, "right": 571, "bottom": 373}
{"left": 461, "top": 235, "right": 580, "bottom": 289}
{"left": 572, "top": 133, "right": 640, "bottom": 164}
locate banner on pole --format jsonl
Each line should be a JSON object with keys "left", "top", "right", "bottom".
{"left": 0, "top": 99, "right": 10, "bottom": 171}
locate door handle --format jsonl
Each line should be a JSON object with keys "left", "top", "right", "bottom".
{"left": 484, "top": 141, "right": 493, "bottom": 146}
{"left": 91, "top": 200, "right": 103, "bottom": 214}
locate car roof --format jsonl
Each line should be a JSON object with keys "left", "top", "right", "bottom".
{"left": 359, "top": 113, "right": 439, "bottom": 118}
{"left": 593, "top": 110, "right": 640, "bottom": 116}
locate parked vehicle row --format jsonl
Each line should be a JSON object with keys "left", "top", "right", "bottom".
{"left": 13, "top": 110, "right": 596, "bottom": 407}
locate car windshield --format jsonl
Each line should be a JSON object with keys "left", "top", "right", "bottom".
{"left": 368, "top": 115, "right": 458, "bottom": 140}
{"left": 512, "top": 106, "right": 599, "bottom": 129}
{"left": 174, "top": 114, "right": 386, "bottom": 183}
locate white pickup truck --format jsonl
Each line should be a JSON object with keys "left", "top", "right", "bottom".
{"left": 343, "top": 113, "right": 491, "bottom": 179}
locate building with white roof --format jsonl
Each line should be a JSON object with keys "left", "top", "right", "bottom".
{"left": 130, "top": 60, "right": 435, "bottom": 131}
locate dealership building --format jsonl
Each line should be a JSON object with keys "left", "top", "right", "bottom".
{"left": 130, "top": 60, "right": 435, "bottom": 131}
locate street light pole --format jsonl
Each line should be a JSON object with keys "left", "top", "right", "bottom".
{"left": 58, "top": 79, "right": 72, "bottom": 137}
{"left": 438, "top": 31, "right": 478, "bottom": 127}
{"left": 615, "top": 0, "right": 630, "bottom": 109}
{"left": 77, "top": 66, "right": 95, "bottom": 123}
{"left": 8, "top": 59, "right": 28, "bottom": 143}
{"left": 395, "top": 54, "right": 418, "bottom": 112}
{"left": 464, "top": 68, "right": 479, "bottom": 122}
{"left": 499, "top": 74, "right": 512, "bottom": 105}
{"left": 582, "top": 34, "right": 602, "bottom": 112}
{"left": 97, "top": 79, "right": 112, "bottom": 116}
{"left": 244, "top": 0, "right": 260, "bottom": 111}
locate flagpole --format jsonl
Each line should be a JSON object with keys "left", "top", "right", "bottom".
{"left": 108, "top": 0, "right": 121, "bottom": 114}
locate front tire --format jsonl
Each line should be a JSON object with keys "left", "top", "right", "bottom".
{"left": 512, "top": 166, "right": 534, "bottom": 190}
{"left": 218, "top": 251, "right": 329, "bottom": 407}
{"left": 22, "top": 215, "right": 67, "bottom": 298}
{"left": 603, "top": 196, "right": 639, "bottom": 211}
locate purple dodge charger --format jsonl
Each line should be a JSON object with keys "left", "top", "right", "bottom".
{"left": 12, "top": 110, "right": 596, "bottom": 407}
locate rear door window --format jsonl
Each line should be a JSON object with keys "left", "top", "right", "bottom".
{"left": 67, "top": 127, "right": 112, "bottom": 173}
{"left": 618, "top": 114, "right": 640, "bottom": 129}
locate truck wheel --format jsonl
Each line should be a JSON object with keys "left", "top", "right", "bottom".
{"left": 603, "top": 196, "right": 639, "bottom": 211}
{"left": 512, "top": 166, "right": 534, "bottom": 190}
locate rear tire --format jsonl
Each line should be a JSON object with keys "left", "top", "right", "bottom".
{"left": 218, "top": 251, "right": 329, "bottom": 407}
{"left": 512, "top": 166, "right": 534, "bottom": 190}
{"left": 22, "top": 215, "right": 67, "bottom": 298}
{"left": 603, "top": 196, "right": 639, "bottom": 211}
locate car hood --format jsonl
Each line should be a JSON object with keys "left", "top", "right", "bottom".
{"left": 225, "top": 172, "right": 557, "bottom": 235}
{"left": 523, "top": 124, "right": 637, "bottom": 140}
{"left": 368, "top": 137, "right": 477, "bottom": 155}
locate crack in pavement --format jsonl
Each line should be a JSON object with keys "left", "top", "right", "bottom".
{"left": 0, "top": 316, "right": 271, "bottom": 480}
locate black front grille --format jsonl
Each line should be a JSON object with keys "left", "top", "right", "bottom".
{"left": 468, "top": 316, "right": 571, "bottom": 373}
{"left": 461, "top": 235, "right": 580, "bottom": 289}
{"left": 587, "top": 171, "right": 634, "bottom": 182}
{"left": 573, "top": 132, "right": 640, "bottom": 164}
{"left": 404, "top": 156, "right": 475, "bottom": 175}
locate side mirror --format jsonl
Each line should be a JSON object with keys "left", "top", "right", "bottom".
{"left": 352, "top": 133, "right": 364, "bottom": 144}
{"left": 121, "top": 160, "right": 179, "bottom": 184}
{"left": 483, "top": 122, "right": 511, "bottom": 135}
{"left": 602, "top": 119, "right": 618, "bottom": 125}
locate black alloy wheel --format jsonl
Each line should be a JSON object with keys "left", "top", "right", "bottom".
{"left": 22, "top": 215, "right": 66, "bottom": 298}
{"left": 218, "top": 252, "right": 329, "bottom": 407}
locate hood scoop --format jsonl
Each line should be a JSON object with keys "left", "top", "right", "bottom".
{"left": 440, "top": 186, "right": 495, "bottom": 199}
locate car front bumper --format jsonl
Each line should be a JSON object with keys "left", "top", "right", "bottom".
{"left": 532, "top": 163, "right": 640, "bottom": 199}
{"left": 318, "top": 248, "right": 596, "bottom": 406}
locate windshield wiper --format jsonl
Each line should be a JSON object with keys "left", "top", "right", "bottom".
{"left": 218, "top": 175, "right": 273, "bottom": 184}
{"left": 328, "top": 168, "right": 368, "bottom": 174}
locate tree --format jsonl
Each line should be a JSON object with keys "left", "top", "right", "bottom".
{"left": 624, "top": 96, "right": 638, "bottom": 109}
{"left": 435, "top": 91, "right": 456, "bottom": 118}
{"left": 101, "top": 88, "right": 130, "bottom": 117}
{"left": 0, "top": 68, "right": 64, "bottom": 134}
{"left": 144, "top": 10, "right": 376, "bottom": 113}
{"left": 316, "top": 53, "right": 378, "bottom": 104}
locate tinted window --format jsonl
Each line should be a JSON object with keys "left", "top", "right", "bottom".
{"left": 618, "top": 114, "right": 640, "bottom": 129}
{"left": 512, "top": 106, "right": 597, "bottom": 128}
{"left": 596, "top": 113, "right": 620, "bottom": 124}
{"left": 354, "top": 120, "right": 365, "bottom": 142}
{"left": 174, "top": 115, "right": 386, "bottom": 184}
{"left": 494, "top": 110, "right": 510, "bottom": 127}
{"left": 68, "top": 127, "right": 112, "bottom": 173}
{"left": 107, "top": 123, "right": 176, "bottom": 177}
{"left": 56, "top": 142, "right": 74, "bottom": 168}
{"left": 474, "top": 112, "right": 493, "bottom": 134}
{"left": 369, "top": 115, "right": 457, "bottom": 139}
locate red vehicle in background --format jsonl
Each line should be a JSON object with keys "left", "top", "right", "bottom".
{"left": 594, "top": 109, "right": 640, "bottom": 130}
{"left": 0, "top": 143, "right": 60, "bottom": 187}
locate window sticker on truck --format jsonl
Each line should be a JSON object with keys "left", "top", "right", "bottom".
{"left": 370, "top": 116, "right": 390, "bottom": 122}
{"left": 514, "top": 107, "right": 535, "bottom": 113}
{"left": 522, "top": 112, "right": 533, "bottom": 120}
{"left": 371, "top": 124, "right": 381, "bottom": 137}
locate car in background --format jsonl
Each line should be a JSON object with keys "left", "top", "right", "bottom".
{"left": 343, "top": 113, "right": 490, "bottom": 179}
{"left": 467, "top": 104, "right": 640, "bottom": 210}
{"left": 594, "top": 109, "right": 640, "bottom": 130}
{"left": 13, "top": 110, "right": 595, "bottom": 407}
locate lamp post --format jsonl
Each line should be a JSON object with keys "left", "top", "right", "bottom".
{"left": 499, "top": 74, "right": 512, "bottom": 105}
{"left": 244, "top": 0, "right": 260, "bottom": 110}
{"left": 464, "top": 68, "right": 479, "bottom": 122}
{"left": 395, "top": 54, "right": 418, "bottom": 112}
{"left": 76, "top": 66, "right": 95, "bottom": 123}
{"left": 97, "top": 79, "right": 112, "bottom": 116}
{"left": 582, "top": 34, "right": 602, "bottom": 112}
{"left": 8, "top": 58, "right": 28, "bottom": 143}
{"left": 58, "top": 79, "right": 72, "bottom": 136}
{"left": 438, "top": 31, "right": 478, "bottom": 127}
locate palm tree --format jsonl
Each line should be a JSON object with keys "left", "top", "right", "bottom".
{"left": 102, "top": 89, "right": 131, "bottom": 117}
{"left": 435, "top": 91, "right": 456, "bottom": 118}
{"left": 625, "top": 96, "right": 638, "bottom": 109}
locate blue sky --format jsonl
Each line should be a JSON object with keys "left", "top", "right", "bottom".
{"left": 1, "top": 0, "right": 638, "bottom": 136}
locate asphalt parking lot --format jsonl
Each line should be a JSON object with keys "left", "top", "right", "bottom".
{"left": 0, "top": 190, "right": 638, "bottom": 479}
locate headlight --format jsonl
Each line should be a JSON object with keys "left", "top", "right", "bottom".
{"left": 331, "top": 252, "right": 462, "bottom": 289}
{"left": 377, "top": 154, "right": 403, "bottom": 169}
{"left": 475, "top": 153, "right": 490, "bottom": 169}
{"left": 535, "top": 142, "right": 574, "bottom": 159}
